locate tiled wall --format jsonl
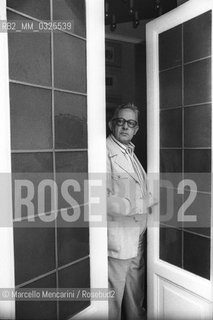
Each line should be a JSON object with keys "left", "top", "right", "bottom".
{"left": 159, "top": 11, "right": 212, "bottom": 279}
{"left": 7, "top": 0, "right": 90, "bottom": 319}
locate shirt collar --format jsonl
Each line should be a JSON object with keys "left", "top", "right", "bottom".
{"left": 110, "top": 134, "right": 135, "bottom": 155}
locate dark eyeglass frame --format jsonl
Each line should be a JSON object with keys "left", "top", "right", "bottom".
{"left": 112, "top": 117, "right": 138, "bottom": 128}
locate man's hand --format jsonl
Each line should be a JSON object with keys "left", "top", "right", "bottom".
{"left": 148, "top": 199, "right": 158, "bottom": 214}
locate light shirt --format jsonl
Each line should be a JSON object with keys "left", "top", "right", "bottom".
{"left": 110, "top": 134, "right": 147, "bottom": 197}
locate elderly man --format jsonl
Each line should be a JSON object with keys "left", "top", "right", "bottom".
{"left": 107, "top": 103, "right": 153, "bottom": 320}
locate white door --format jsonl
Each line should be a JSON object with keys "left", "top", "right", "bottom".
{"left": 147, "top": 1, "right": 213, "bottom": 319}
{"left": 0, "top": 0, "right": 108, "bottom": 319}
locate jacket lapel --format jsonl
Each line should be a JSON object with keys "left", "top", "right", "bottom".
{"left": 107, "top": 135, "right": 139, "bottom": 182}
{"left": 115, "top": 154, "right": 139, "bottom": 182}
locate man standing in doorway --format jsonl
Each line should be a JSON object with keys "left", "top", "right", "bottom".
{"left": 107, "top": 103, "right": 154, "bottom": 320}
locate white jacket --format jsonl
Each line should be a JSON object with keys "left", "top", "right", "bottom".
{"left": 107, "top": 135, "right": 152, "bottom": 259}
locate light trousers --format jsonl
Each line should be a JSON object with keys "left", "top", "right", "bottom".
{"left": 108, "top": 232, "right": 146, "bottom": 320}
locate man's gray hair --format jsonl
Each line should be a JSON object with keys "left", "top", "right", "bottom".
{"left": 111, "top": 103, "right": 139, "bottom": 121}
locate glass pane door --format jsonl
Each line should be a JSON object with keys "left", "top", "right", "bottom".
{"left": 159, "top": 11, "right": 212, "bottom": 280}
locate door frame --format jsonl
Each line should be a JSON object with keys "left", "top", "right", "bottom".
{"left": 75, "top": 0, "right": 108, "bottom": 318}
{"left": 0, "top": 0, "right": 15, "bottom": 319}
{"left": 146, "top": 0, "right": 213, "bottom": 318}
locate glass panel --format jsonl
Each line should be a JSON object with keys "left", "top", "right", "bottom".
{"left": 184, "top": 104, "right": 211, "bottom": 148}
{"left": 160, "top": 149, "right": 183, "bottom": 188}
{"left": 58, "top": 258, "right": 90, "bottom": 319}
{"left": 8, "top": 0, "right": 89, "bottom": 317}
{"left": 13, "top": 219, "right": 55, "bottom": 285}
{"left": 160, "top": 226, "right": 182, "bottom": 268}
{"left": 183, "top": 232, "right": 210, "bottom": 279}
{"left": 7, "top": 0, "right": 50, "bottom": 20}
{"left": 159, "top": 25, "right": 182, "bottom": 70}
{"left": 184, "top": 149, "right": 211, "bottom": 172}
{"left": 7, "top": 11, "right": 51, "bottom": 86}
{"left": 54, "top": 91, "right": 87, "bottom": 149}
{"left": 11, "top": 153, "right": 53, "bottom": 219}
{"left": 184, "top": 58, "right": 211, "bottom": 105}
{"left": 160, "top": 109, "right": 182, "bottom": 148}
{"left": 54, "top": 32, "right": 86, "bottom": 92}
{"left": 53, "top": 0, "right": 86, "bottom": 38}
{"left": 159, "top": 13, "right": 212, "bottom": 280}
{"left": 10, "top": 83, "right": 52, "bottom": 150}
{"left": 160, "top": 149, "right": 182, "bottom": 172}
{"left": 55, "top": 152, "right": 88, "bottom": 208}
{"left": 160, "top": 187, "right": 183, "bottom": 229}
{"left": 16, "top": 273, "right": 57, "bottom": 320}
{"left": 55, "top": 151, "right": 88, "bottom": 173}
{"left": 183, "top": 191, "right": 211, "bottom": 237}
{"left": 184, "top": 11, "right": 212, "bottom": 62}
{"left": 160, "top": 67, "right": 182, "bottom": 109}
{"left": 57, "top": 211, "right": 89, "bottom": 266}
{"left": 11, "top": 153, "right": 53, "bottom": 173}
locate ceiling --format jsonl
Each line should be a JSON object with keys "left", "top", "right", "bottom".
{"left": 105, "top": 0, "right": 178, "bottom": 25}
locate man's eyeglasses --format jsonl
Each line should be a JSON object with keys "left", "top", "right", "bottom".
{"left": 112, "top": 118, "right": 138, "bottom": 128}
